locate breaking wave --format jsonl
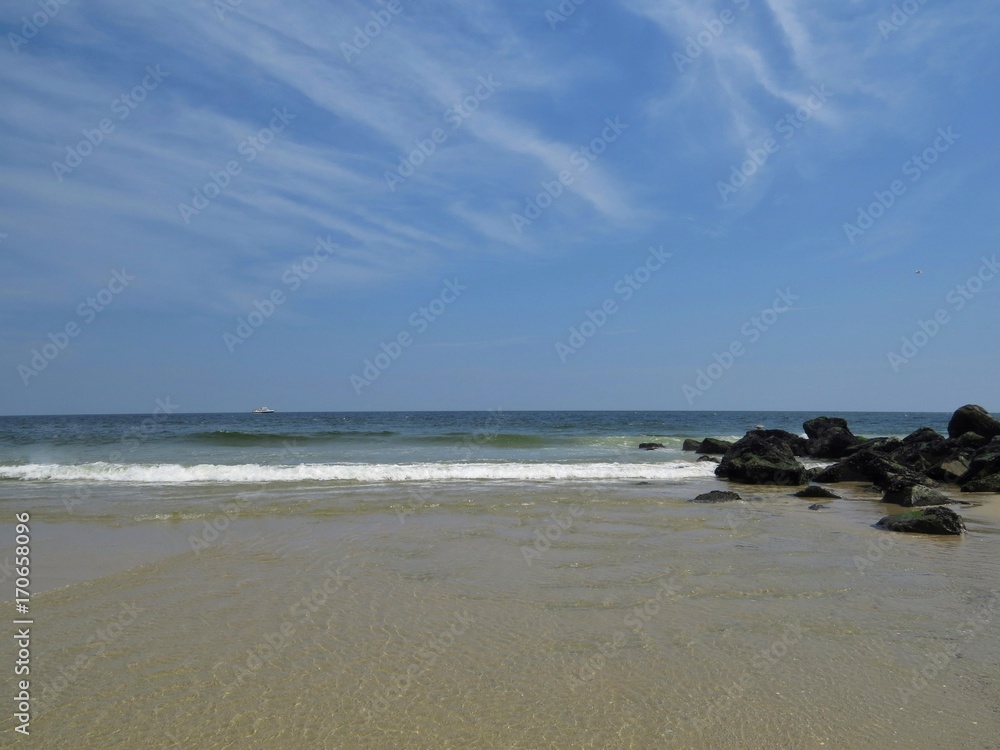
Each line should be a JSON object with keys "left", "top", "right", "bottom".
{"left": 0, "top": 460, "right": 716, "bottom": 484}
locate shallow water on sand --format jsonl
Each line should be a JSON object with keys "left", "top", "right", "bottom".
{"left": 2, "top": 479, "right": 998, "bottom": 748}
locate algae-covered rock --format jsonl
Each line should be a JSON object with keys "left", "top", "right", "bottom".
{"left": 716, "top": 432, "right": 807, "bottom": 486}
{"left": 794, "top": 485, "right": 841, "bottom": 499}
{"left": 875, "top": 506, "right": 965, "bottom": 535}
{"left": 696, "top": 437, "right": 733, "bottom": 455}
{"left": 947, "top": 405, "right": 1000, "bottom": 440}
{"left": 813, "top": 446, "right": 927, "bottom": 491}
{"left": 691, "top": 490, "right": 742, "bottom": 503}
{"left": 803, "top": 417, "right": 864, "bottom": 459}
{"left": 881, "top": 484, "right": 952, "bottom": 507}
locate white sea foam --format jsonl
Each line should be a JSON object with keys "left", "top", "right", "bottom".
{"left": 0, "top": 460, "right": 717, "bottom": 484}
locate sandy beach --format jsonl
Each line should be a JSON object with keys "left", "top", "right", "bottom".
{"left": 4, "top": 475, "right": 998, "bottom": 748}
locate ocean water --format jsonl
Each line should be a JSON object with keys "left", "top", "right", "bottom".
{"left": 0, "top": 409, "right": 961, "bottom": 483}
{"left": 2, "top": 411, "right": 998, "bottom": 748}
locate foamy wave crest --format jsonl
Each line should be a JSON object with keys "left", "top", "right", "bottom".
{"left": 0, "top": 461, "right": 717, "bottom": 484}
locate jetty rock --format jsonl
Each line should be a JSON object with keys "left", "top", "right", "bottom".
{"left": 691, "top": 490, "right": 742, "bottom": 503}
{"left": 715, "top": 432, "right": 807, "bottom": 486}
{"left": 958, "top": 436, "right": 1000, "bottom": 492}
{"left": 696, "top": 437, "right": 733, "bottom": 455}
{"left": 947, "top": 404, "right": 1000, "bottom": 440}
{"left": 812, "top": 445, "right": 927, "bottom": 491}
{"left": 881, "top": 484, "right": 952, "bottom": 507}
{"left": 793, "top": 485, "right": 841, "bottom": 499}
{"left": 803, "top": 416, "right": 864, "bottom": 459}
{"left": 876, "top": 507, "right": 966, "bottom": 535}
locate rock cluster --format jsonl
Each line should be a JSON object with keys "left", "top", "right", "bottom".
{"left": 667, "top": 404, "right": 998, "bottom": 534}
{"left": 694, "top": 404, "right": 999, "bottom": 497}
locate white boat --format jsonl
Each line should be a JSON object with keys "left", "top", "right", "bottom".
{"left": 251, "top": 407, "right": 275, "bottom": 414}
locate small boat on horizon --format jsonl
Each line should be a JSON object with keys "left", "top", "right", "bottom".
{"left": 251, "top": 406, "right": 275, "bottom": 414}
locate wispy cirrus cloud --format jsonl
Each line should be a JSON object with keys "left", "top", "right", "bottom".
{"left": 0, "top": 0, "right": 651, "bottom": 318}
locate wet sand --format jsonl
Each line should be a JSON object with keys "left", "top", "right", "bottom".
{"left": 2, "top": 479, "right": 998, "bottom": 748}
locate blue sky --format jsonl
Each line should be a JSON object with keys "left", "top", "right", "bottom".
{"left": 2, "top": 0, "right": 998, "bottom": 415}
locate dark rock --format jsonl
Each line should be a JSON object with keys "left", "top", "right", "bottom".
{"left": 876, "top": 507, "right": 966, "bottom": 535}
{"left": 813, "top": 446, "right": 927, "bottom": 491}
{"left": 793, "top": 485, "right": 841, "bottom": 499}
{"left": 803, "top": 417, "right": 864, "bottom": 459}
{"left": 639, "top": 442, "right": 665, "bottom": 451}
{"left": 958, "top": 437, "right": 1000, "bottom": 493}
{"left": 696, "top": 437, "right": 733, "bottom": 455}
{"left": 891, "top": 427, "right": 950, "bottom": 473}
{"left": 902, "top": 426, "right": 945, "bottom": 445}
{"left": 691, "top": 490, "right": 742, "bottom": 503}
{"left": 803, "top": 416, "right": 850, "bottom": 439}
{"left": 715, "top": 433, "right": 807, "bottom": 486}
{"left": 858, "top": 437, "right": 903, "bottom": 455}
{"left": 808, "top": 430, "right": 864, "bottom": 459}
{"left": 682, "top": 439, "right": 702, "bottom": 452}
{"left": 948, "top": 404, "right": 1000, "bottom": 440}
{"left": 929, "top": 457, "right": 971, "bottom": 483}
{"left": 954, "top": 431, "right": 989, "bottom": 450}
{"left": 697, "top": 455, "right": 720, "bottom": 463}
{"left": 960, "top": 475, "right": 1000, "bottom": 493}
{"left": 807, "top": 503, "right": 827, "bottom": 510}
{"left": 751, "top": 429, "right": 809, "bottom": 457}
{"left": 922, "top": 432, "right": 986, "bottom": 483}
{"left": 881, "top": 484, "right": 952, "bottom": 507}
